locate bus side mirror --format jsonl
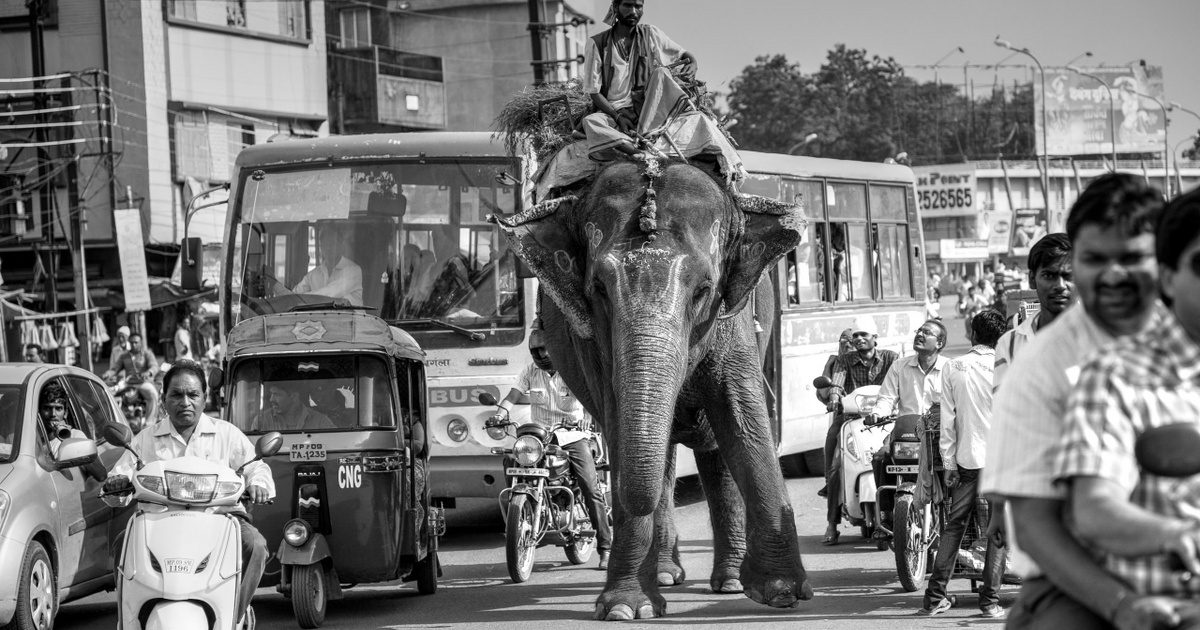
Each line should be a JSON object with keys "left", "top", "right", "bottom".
{"left": 181, "top": 237, "right": 203, "bottom": 291}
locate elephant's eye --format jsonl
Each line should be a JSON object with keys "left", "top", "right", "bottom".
{"left": 692, "top": 284, "right": 713, "bottom": 309}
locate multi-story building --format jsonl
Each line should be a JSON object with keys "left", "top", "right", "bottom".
{"left": 325, "top": 0, "right": 591, "bottom": 134}
{"left": 0, "top": 0, "right": 328, "bottom": 362}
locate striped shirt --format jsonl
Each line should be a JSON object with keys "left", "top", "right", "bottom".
{"left": 514, "top": 364, "right": 586, "bottom": 428}
{"left": 830, "top": 349, "right": 899, "bottom": 396}
{"left": 1052, "top": 314, "right": 1200, "bottom": 596}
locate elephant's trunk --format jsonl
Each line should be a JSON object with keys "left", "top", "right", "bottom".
{"left": 613, "top": 317, "right": 687, "bottom": 517}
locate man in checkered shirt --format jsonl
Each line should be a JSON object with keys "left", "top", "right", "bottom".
{"left": 1052, "top": 188, "right": 1200, "bottom": 625}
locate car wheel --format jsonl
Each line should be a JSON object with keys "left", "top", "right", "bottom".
{"left": 4, "top": 542, "right": 56, "bottom": 630}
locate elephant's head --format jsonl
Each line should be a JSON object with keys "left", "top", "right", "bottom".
{"left": 495, "top": 158, "right": 805, "bottom": 515}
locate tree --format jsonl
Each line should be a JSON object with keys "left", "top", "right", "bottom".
{"left": 726, "top": 55, "right": 811, "bottom": 154}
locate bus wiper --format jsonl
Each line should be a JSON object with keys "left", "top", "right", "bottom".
{"left": 288, "top": 302, "right": 376, "bottom": 313}
{"left": 392, "top": 318, "right": 486, "bottom": 342}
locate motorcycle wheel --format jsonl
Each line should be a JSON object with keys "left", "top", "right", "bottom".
{"left": 506, "top": 494, "right": 537, "bottom": 583}
{"left": 860, "top": 503, "right": 876, "bottom": 540}
{"left": 565, "top": 499, "right": 595, "bottom": 565}
{"left": 290, "top": 564, "right": 327, "bottom": 628}
{"left": 416, "top": 549, "right": 438, "bottom": 595}
{"left": 893, "top": 494, "right": 928, "bottom": 592}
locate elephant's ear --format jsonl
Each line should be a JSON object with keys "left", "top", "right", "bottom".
{"left": 491, "top": 196, "right": 593, "bottom": 339}
{"left": 720, "top": 194, "right": 807, "bottom": 317}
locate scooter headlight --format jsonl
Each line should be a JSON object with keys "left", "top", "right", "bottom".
{"left": 891, "top": 441, "right": 921, "bottom": 462}
{"left": 513, "top": 436, "right": 544, "bottom": 467}
{"left": 136, "top": 474, "right": 166, "bottom": 496}
{"left": 164, "top": 472, "right": 218, "bottom": 503}
{"left": 283, "top": 519, "right": 311, "bottom": 547}
{"left": 486, "top": 426, "right": 508, "bottom": 441}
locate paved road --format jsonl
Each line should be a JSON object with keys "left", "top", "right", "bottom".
{"left": 59, "top": 477, "right": 1013, "bottom": 629}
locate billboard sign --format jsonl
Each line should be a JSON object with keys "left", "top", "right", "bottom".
{"left": 1011, "top": 207, "right": 1050, "bottom": 257}
{"left": 939, "top": 238, "right": 989, "bottom": 261}
{"left": 113, "top": 208, "right": 153, "bottom": 312}
{"left": 914, "top": 165, "right": 976, "bottom": 217}
{"left": 983, "top": 210, "right": 1013, "bottom": 255}
{"left": 1038, "top": 65, "right": 1166, "bottom": 157}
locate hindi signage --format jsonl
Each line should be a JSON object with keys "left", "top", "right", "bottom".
{"left": 1038, "top": 65, "right": 1166, "bottom": 157}
{"left": 913, "top": 165, "right": 976, "bottom": 217}
{"left": 113, "top": 208, "right": 152, "bottom": 312}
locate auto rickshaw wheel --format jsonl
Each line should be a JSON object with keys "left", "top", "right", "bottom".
{"left": 505, "top": 495, "right": 537, "bottom": 583}
{"left": 290, "top": 564, "right": 328, "bottom": 628}
{"left": 416, "top": 550, "right": 438, "bottom": 595}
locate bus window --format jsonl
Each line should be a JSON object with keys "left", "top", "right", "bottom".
{"left": 827, "top": 183, "right": 867, "bottom": 220}
{"left": 788, "top": 221, "right": 828, "bottom": 304}
{"left": 870, "top": 185, "right": 908, "bottom": 221}
{"left": 829, "top": 223, "right": 871, "bottom": 301}
{"left": 874, "top": 224, "right": 913, "bottom": 299}
{"left": 741, "top": 173, "right": 780, "bottom": 199}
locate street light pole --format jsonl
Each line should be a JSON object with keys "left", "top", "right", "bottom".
{"left": 995, "top": 37, "right": 1051, "bottom": 215}
{"left": 1119, "top": 84, "right": 1170, "bottom": 194}
{"left": 788, "top": 133, "right": 819, "bottom": 156}
{"left": 1067, "top": 66, "right": 1118, "bottom": 169}
{"left": 931, "top": 47, "right": 964, "bottom": 163}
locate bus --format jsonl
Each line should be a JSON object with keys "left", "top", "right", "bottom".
{"left": 214, "top": 132, "right": 538, "bottom": 505}
{"left": 677, "top": 151, "right": 927, "bottom": 476}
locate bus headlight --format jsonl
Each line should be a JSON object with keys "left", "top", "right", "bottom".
{"left": 446, "top": 418, "right": 469, "bottom": 443}
{"left": 513, "top": 436, "right": 544, "bottom": 466}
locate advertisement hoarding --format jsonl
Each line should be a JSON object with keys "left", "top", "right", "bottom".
{"left": 1037, "top": 65, "right": 1166, "bottom": 157}
{"left": 113, "top": 208, "right": 153, "bottom": 312}
{"left": 913, "top": 165, "right": 976, "bottom": 217}
{"left": 1011, "top": 208, "right": 1050, "bottom": 257}
{"left": 983, "top": 210, "right": 1014, "bottom": 255}
{"left": 939, "top": 238, "right": 989, "bottom": 261}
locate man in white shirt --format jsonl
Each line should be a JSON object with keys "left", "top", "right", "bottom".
{"left": 869, "top": 319, "right": 950, "bottom": 421}
{"left": 292, "top": 225, "right": 363, "bottom": 306}
{"left": 921, "top": 309, "right": 1008, "bottom": 617}
{"left": 490, "top": 328, "right": 611, "bottom": 568}
{"left": 993, "top": 233, "right": 1074, "bottom": 390}
{"left": 981, "top": 173, "right": 1175, "bottom": 628}
{"left": 582, "top": 0, "right": 695, "bottom": 159}
{"left": 103, "top": 362, "right": 274, "bottom": 625}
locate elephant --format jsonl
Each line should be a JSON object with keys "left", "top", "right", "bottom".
{"left": 493, "top": 156, "right": 813, "bottom": 620}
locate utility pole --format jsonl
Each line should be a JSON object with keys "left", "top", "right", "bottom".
{"left": 527, "top": 0, "right": 545, "bottom": 84}
{"left": 28, "top": 0, "right": 58, "bottom": 318}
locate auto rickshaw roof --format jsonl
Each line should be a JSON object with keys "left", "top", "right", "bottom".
{"left": 226, "top": 311, "right": 424, "bottom": 361}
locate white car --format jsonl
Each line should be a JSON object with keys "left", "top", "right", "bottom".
{"left": 0, "top": 364, "right": 133, "bottom": 630}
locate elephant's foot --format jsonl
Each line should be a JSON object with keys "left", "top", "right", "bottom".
{"left": 710, "top": 565, "right": 743, "bottom": 594}
{"left": 594, "top": 586, "right": 667, "bottom": 621}
{"left": 739, "top": 555, "right": 812, "bottom": 608}
{"left": 656, "top": 558, "right": 685, "bottom": 586}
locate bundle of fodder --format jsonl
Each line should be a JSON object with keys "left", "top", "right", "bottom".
{"left": 493, "top": 79, "right": 593, "bottom": 162}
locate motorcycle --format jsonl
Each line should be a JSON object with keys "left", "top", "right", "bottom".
{"left": 105, "top": 373, "right": 155, "bottom": 433}
{"left": 101, "top": 422, "right": 283, "bottom": 630}
{"left": 478, "top": 392, "right": 611, "bottom": 583}
{"left": 814, "top": 376, "right": 887, "bottom": 540}
{"left": 870, "top": 407, "right": 942, "bottom": 592}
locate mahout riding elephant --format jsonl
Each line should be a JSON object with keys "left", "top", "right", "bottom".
{"left": 493, "top": 157, "right": 812, "bottom": 620}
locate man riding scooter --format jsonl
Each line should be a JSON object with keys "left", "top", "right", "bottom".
{"left": 103, "top": 361, "right": 274, "bottom": 626}
{"left": 490, "top": 326, "right": 612, "bottom": 569}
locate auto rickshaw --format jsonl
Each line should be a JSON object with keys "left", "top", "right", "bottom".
{"left": 220, "top": 310, "right": 442, "bottom": 628}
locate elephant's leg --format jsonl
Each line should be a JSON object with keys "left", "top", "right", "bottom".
{"left": 694, "top": 447, "right": 746, "bottom": 593}
{"left": 705, "top": 379, "right": 812, "bottom": 609}
{"left": 653, "top": 444, "right": 685, "bottom": 587}
{"left": 594, "top": 491, "right": 667, "bottom": 620}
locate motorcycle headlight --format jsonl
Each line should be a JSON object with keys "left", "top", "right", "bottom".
{"left": 891, "top": 441, "right": 921, "bottom": 462}
{"left": 283, "top": 519, "right": 311, "bottom": 547}
{"left": 137, "top": 474, "right": 166, "bottom": 496}
{"left": 486, "top": 426, "right": 508, "bottom": 441}
{"left": 164, "top": 472, "right": 218, "bottom": 503}
{"left": 513, "top": 436, "right": 544, "bottom": 466}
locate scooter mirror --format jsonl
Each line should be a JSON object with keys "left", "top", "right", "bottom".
{"left": 104, "top": 423, "right": 135, "bottom": 449}
{"left": 256, "top": 432, "right": 284, "bottom": 458}
{"left": 812, "top": 376, "right": 833, "bottom": 389}
{"left": 1135, "top": 423, "right": 1200, "bottom": 478}
{"left": 478, "top": 393, "right": 498, "bottom": 406}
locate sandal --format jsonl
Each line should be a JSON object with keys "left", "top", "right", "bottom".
{"left": 822, "top": 530, "right": 840, "bottom": 546}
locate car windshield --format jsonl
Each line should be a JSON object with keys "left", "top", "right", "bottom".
{"left": 0, "top": 386, "right": 21, "bottom": 462}
{"left": 228, "top": 354, "right": 397, "bottom": 434}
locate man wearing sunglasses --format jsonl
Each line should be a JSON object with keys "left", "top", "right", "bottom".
{"left": 983, "top": 173, "right": 1176, "bottom": 628}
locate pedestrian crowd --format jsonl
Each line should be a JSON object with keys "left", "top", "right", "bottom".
{"left": 823, "top": 173, "right": 1200, "bottom": 628}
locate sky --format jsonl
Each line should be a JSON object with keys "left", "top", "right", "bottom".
{"left": 583, "top": 0, "right": 1200, "bottom": 139}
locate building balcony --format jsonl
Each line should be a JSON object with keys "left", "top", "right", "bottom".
{"left": 331, "top": 45, "right": 445, "bottom": 131}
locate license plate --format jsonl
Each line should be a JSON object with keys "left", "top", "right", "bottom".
{"left": 290, "top": 444, "right": 327, "bottom": 462}
{"left": 886, "top": 465, "right": 919, "bottom": 474}
{"left": 506, "top": 467, "right": 549, "bottom": 477}
{"left": 164, "top": 558, "right": 193, "bottom": 574}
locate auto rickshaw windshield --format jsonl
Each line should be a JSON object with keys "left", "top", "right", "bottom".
{"left": 229, "top": 354, "right": 403, "bottom": 434}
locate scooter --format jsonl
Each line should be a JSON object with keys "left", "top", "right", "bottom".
{"left": 101, "top": 422, "right": 283, "bottom": 630}
{"left": 815, "top": 376, "right": 887, "bottom": 540}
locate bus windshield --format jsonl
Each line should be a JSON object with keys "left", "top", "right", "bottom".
{"left": 227, "top": 159, "right": 523, "bottom": 348}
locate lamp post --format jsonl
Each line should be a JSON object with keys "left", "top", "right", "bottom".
{"left": 995, "top": 37, "right": 1051, "bottom": 213}
{"left": 788, "top": 133, "right": 819, "bottom": 156}
{"left": 932, "top": 47, "right": 965, "bottom": 162}
{"left": 1067, "top": 66, "right": 1118, "bottom": 168}
{"left": 1119, "top": 83, "right": 1171, "bottom": 194}
{"left": 1171, "top": 102, "right": 1200, "bottom": 125}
